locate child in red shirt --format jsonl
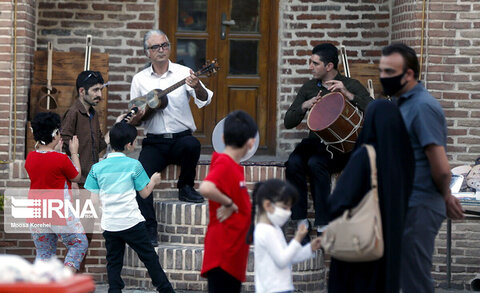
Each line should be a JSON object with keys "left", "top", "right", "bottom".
{"left": 25, "top": 112, "right": 86, "bottom": 272}
{"left": 199, "top": 110, "right": 258, "bottom": 293}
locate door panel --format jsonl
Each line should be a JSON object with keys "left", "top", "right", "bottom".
{"left": 160, "top": 0, "right": 277, "bottom": 155}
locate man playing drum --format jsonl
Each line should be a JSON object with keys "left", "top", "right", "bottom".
{"left": 284, "top": 43, "right": 373, "bottom": 241}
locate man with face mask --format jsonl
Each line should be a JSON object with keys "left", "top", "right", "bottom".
{"left": 379, "top": 43, "right": 464, "bottom": 293}
{"left": 284, "top": 43, "right": 373, "bottom": 242}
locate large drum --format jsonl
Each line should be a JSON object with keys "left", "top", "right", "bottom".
{"left": 307, "top": 92, "right": 363, "bottom": 153}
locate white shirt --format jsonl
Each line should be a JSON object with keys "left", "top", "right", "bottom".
{"left": 84, "top": 152, "right": 147, "bottom": 232}
{"left": 254, "top": 223, "right": 314, "bottom": 293}
{"left": 130, "top": 61, "right": 213, "bottom": 134}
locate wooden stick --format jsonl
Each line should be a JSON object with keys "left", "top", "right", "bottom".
{"left": 46, "top": 42, "right": 52, "bottom": 109}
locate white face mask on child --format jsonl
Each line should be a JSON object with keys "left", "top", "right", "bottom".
{"left": 267, "top": 204, "right": 291, "bottom": 227}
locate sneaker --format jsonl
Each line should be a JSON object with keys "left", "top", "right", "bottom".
{"left": 178, "top": 185, "right": 204, "bottom": 203}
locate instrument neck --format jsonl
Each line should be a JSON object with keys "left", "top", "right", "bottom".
{"left": 159, "top": 71, "right": 200, "bottom": 97}
{"left": 159, "top": 79, "right": 187, "bottom": 97}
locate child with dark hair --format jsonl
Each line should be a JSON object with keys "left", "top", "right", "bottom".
{"left": 62, "top": 70, "right": 108, "bottom": 184}
{"left": 62, "top": 70, "right": 128, "bottom": 271}
{"left": 199, "top": 110, "right": 257, "bottom": 293}
{"left": 26, "top": 112, "right": 87, "bottom": 272}
{"left": 248, "top": 179, "right": 322, "bottom": 293}
{"left": 84, "top": 122, "right": 174, "bottom": 293}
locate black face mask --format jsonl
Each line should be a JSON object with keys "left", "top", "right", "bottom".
{"left": 380, "top": 71, "right": 406, "bottom": 97}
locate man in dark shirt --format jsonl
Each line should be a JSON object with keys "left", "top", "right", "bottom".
{"left": 284, "top": 43, "right": 373, "bottom": 238}
{"left": 62, "top": 71, "right": 108, "bottom": 184}
{"left": 61, "top": 70, "right": 109, "bottom": 272}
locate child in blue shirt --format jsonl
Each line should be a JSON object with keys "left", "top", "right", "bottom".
{"left": 84, "top": 122, "right": 174, "bottom": 293}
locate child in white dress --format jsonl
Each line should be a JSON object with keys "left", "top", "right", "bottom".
{"left": 247, "top": 179, "right": 322, "bottom": 293}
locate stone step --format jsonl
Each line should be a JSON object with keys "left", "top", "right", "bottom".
{"left": 122, "top": 243, "right": 326, "bottom": 292}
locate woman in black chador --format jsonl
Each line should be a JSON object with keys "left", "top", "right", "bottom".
{"left": 327, "top": 100, "right": 415, "bottom": 293}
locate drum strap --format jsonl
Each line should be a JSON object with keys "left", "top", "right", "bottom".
{"left": 313, "top": 107, "right": 364, "bottom": 158}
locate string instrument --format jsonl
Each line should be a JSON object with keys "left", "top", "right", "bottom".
{"left": 340, "top": 45, "right": 351, "bottom": 78}
{"left": 84, "top": 35, "right": 92, "bottom": 70}
{"left": 37, "top": 42, "right": 58, "bottom": 111}
{"left": 128, "top": 60, "right": 219, "bottom": 121}
{"left": 340, "top": 44, "right": 375, "bottom": 98}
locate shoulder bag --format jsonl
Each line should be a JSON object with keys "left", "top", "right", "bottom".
{"left": 321, "top": 144, "right": 384, "bottom": 262}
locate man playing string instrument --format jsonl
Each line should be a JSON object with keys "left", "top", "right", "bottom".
{"left": 284, "top": 43, "right": 373, "bottom": 241}
{"left": 129, "top": 29, "right": 214, "bottom": 246}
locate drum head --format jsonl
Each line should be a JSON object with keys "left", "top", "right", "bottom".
{"left": 307, "top": 92, "right": 345, "bottom": 131}
{"left": 212, "top": 117, "right": 260, "bottom": 162}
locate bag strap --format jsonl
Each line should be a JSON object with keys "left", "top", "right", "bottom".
{"left": 364, "top": 144, "right": 377, "bottom": 189}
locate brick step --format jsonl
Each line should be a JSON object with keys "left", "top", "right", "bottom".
{"left": 155, "top": 200, "right": 208, "bottom": 246}
{"left": 153, "top": 163, "right": 286, "bottom": 194}
{"left": 122, "top": 243, "right": 326, "bottom": 292}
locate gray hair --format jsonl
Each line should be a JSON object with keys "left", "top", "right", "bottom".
{"left": 143, "top": 30, "right": 169, "bottom": 55}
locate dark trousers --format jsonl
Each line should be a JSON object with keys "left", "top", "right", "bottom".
{"left": 103, "top": 222, "right": 173, "bottom": 293}
{"left": 400, "top": 206, "right": 445, "bottom": 293}
{"left": 136, "top": 132, "right": 201, "bottom": 235}
{"left": 286, "top": 137, "right": 350, "bottom": 226}
{"left": 207, "top": 267, "right": 241, "bottom": 293}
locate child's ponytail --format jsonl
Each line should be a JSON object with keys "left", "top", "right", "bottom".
{"left": 246, "top": 181, "right": 263, "bottom": 244}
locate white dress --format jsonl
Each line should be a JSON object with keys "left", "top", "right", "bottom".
{"left": 254, "top": 223, "right": 314, "bottom": 293}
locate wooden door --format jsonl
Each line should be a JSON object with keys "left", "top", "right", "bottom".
{"left": 160, "top": 0, "right": 278, "bottom": 155}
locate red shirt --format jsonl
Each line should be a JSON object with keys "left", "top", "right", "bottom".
{"left": 25, "top": 151, "right": 79, "bottom": 225}
{"left": 201, "top": 152, "right": 251, "bottom": 282}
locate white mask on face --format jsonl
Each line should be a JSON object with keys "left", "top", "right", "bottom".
{"left": 266, "top": 204, "right": 292, "bottom": 227}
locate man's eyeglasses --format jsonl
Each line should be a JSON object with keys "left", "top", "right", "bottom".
{"left": 148, "top": 42, "right": 170, "bottom": 51}
{"left": 82, "top": 71, "right": 100, "bottom": 82}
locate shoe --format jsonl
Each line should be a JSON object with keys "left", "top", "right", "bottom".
{"left": 178, "top": 185, "right": 204, "bottom": 203}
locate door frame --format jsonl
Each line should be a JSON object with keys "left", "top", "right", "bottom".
{"left": 158, "top": 0, "right": 279, "bottom": 155}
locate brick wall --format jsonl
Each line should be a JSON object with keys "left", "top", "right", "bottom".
{"left": 276, "top": 0, "right": 391, "bottom": 156}
{"left": 0, "top": 0, "right": 35, "bottom": 167}
{"left": 1, "top": 0, "right": 479, "bottom": 166}
{"left": 36, "top": 0, "right": 158, "bottom": 130}
{"left": 1, "top": 0, "right": 480, "bottom": 290}
{"left": 433, "top": 218, "right": 480, "bottom": 290}
{"left": 391, "top": 0, "right": 480, "bottom": 166}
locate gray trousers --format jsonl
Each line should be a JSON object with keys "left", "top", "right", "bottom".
{"left": 400, "top": 205, "right": 445, "bottom": 293}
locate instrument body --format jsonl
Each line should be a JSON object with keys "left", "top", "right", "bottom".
{"left": 128, "top": 89, "right": 168, "bottom": 121}
{"left": 128, "top": 60, "right": 219, "bottom": 121}
{"left": 307, "top": 92, "right": 363, "bottom": 153}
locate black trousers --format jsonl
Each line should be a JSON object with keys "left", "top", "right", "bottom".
{"left": 285, "top": 137, "right": 350, "bottom": 226}
{"left": 103, "top": 222, "right": 173, "bottom": 293}
{"left": 207, "top": 267, "right": 241, "bottom": 293}
{"left": 136, "top": 132, "right": 201, "bottom": 235}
